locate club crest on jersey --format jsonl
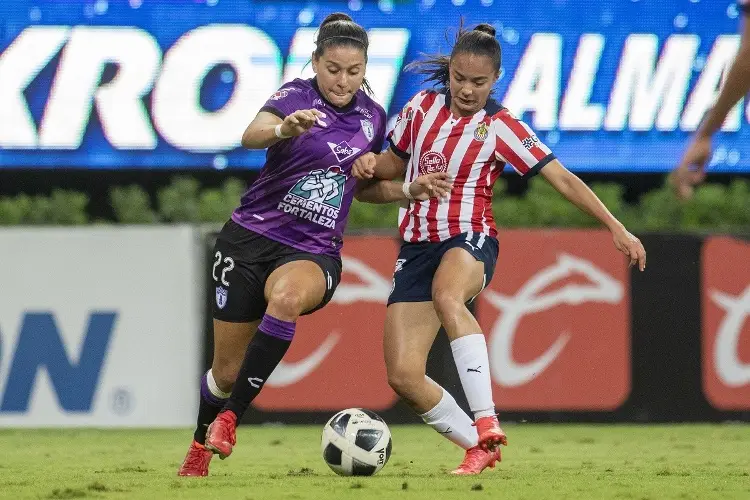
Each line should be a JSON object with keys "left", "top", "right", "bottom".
{"left": 360, "top": 119, "right": 374, "bottom": 142}
{"left": 327, "top": 141, "right": 362, "bottom": 163}
{"left": 216, "top": 286, "right": 228, "bottom": 309}
{"left": 418, "top": 151, "right": 448, "bottom": 175}
{"left": 522, "top": 135, "right": 541, "bottom": 150}
{"left": 474, "top": 122, "right": 489, "bottom": 142}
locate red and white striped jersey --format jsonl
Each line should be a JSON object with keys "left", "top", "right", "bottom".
{"left": 388, "top": 90, "right": 555, "bottom": 243}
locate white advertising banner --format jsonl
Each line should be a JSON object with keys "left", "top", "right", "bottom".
{"left": 0, "top": 226, "right": 202, "bottom": 427}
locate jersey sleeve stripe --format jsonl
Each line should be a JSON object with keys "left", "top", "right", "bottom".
{"left": 388, "top": 137, "right": 411, "bottom": 159}
{"left": 526, "top": 153, "right": 556, "bottom": 177}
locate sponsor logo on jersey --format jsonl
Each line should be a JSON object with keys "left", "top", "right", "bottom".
{"left": 327, "top": 141, "right": 362, "bottom": 163}
{"left": 270, "top": 90, "right": 289, "bottom": 101}
{"left": 278, "top": 166, "right": 348, "bottom": 229}
{"left": 418, "top": 150, "right": 448, "bottom": 175}
{"left": 522, "top": 135, "right": 541, "bottom": 150}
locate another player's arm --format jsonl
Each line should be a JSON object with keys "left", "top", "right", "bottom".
{"left": 540, "top": 160, "right": 646, "bottom": 271}
{"left": 672, "top": 10, "right": 750, "bottom": 198}
{"left": 694, "top": 13, "right": 750, "bottom": 139}
{"left": 355, "top": 172, "right": 452, "bottom": 204}
{"left": 352, "top": 149, "right": 408, "bottom": 181}
{"left": 240, "top": 109, "right": 327, "bottom": 149}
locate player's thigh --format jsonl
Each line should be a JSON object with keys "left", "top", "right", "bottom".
{"left": 211, "top": 221, "right": 269, "bottom": 323}
{"left": 263, "top": 259, "right": 330, "bottom": 316}
{"left": 433, "top": 233, "right": 499, "bottom": 303}
{"left": 432, "top": 247, "right": 485, "bottom": 303}
{"left": 383, "top": 301, "right": 442, "bottom": 378}
{"left": 211, "top": 319, "right": 260, "bottom": 386}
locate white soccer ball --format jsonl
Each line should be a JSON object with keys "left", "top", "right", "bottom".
{"left": 321, "top": 408, "right": 392, "bottom": 476}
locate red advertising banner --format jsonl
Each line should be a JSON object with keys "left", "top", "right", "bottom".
{"left": 702, "top": 237, "right": 750, "bottom": 410}
{"left": 253, "top": 236, "right": 400, "bottom": 411}
{"left": 476, "top": 230, "right": 631, "bottom": 410}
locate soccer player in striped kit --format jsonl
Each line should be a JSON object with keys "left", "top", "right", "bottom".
{"left": 353, "top": 22, "right": 646, "bottom": 475}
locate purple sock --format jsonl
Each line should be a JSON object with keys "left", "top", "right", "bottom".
{"left": 193, "top": 371, "right": 228, "bottom": 444}
{"left": 259, "top": 314, "right": 296, "bottom": 341}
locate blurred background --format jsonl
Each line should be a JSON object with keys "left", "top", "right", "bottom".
{"left": 0, "top": 0, "right": 748, "bottom": 430}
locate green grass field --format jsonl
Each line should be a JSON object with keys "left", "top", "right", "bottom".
{"left": 1, "top": 424, "right": 749, "bottom": 500}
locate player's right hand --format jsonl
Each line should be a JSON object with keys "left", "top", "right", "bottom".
{"left": 671, "top": 135, "right": 710, "bottom": 200}
{"left": 352, "top": 152, "right": 377, "bottom": 180}
{"left": 611, "top": 225, "right": 646, "bottom": 272}
{"left": 410, "top": 172, "right": 452, "bottom": 200}
{"left": 280, "top": 109, "right": 327, "bottom": 137}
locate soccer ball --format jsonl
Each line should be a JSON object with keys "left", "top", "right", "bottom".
{"left": 321, "top": 408, "right": 392, "bottom": 476}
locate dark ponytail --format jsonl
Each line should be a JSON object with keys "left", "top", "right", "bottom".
{"left": 313, "top": 12, "right": 373, "bottom": 95}
{"left": 406, "top": 20, "right": 502, "bottom": 91}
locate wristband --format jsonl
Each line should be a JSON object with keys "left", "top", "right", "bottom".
{"left": 274, "top": 123, "right": 291, "bottom": 139}
{"left": 402, "top": 181, "right": 415, "bottom": 200}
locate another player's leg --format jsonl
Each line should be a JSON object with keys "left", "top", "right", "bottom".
{"left": 432, "top": 241, "right": 507, "bottom": 455}
{"left": 205, "top": 260, "right": 328, "bottom": 459}
{"left": 384, "top": 302, "right": 484, "bottom": 457}
{"left": 178, "top": 319, "right": 259, "bottom": 476}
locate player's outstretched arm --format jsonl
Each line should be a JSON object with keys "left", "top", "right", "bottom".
{"left": 355, "top": 172, "right": 452, "bottom": 204}
{"left": 690, "top": 14, "right": 750, "bottom": 142}
{"left": 671, "top": 12, "right": 750, "bottom": 199}
{"left": 540, "top": 160, "right": 646, "bottom": 271}
{"left": 352, "top": 149, "right": 408, "bottom": 181}
{"left": 240, "top": 109, "right": 327, "bottom": 149}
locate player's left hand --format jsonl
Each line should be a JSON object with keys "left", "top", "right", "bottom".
{"left": 409, "top": 172, "right": 452, "bottom": 200}
{"left": 671, "top": 135, "right": 710, "bottom": 200}
{"left": 611, "top": 226, "right": 646, "bottom": 271}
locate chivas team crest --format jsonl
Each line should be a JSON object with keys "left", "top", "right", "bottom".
{"left": 474, "top": 122, "right": 489, "bottom": 141}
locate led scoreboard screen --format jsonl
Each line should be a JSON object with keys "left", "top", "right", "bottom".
{"left": 0, "top": 0, "right": 747, "bottom": 172}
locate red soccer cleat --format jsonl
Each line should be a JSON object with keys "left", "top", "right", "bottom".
{"left": 450, "top": 446, "right": 501, "bottom": 475}
{"left": 473, "top": 415, "right": 508, "bottom": 451}
{"left": 205, "top": 410, "right": 238, "bottom": 459}
{"left": 177, "top": 440, "right": 213, "bottom": 477}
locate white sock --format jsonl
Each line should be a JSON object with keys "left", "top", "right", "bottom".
{"left": 419, "top": 385, "right": 478, "bottom": 450}
{"left": 206, "top": 369, "right": 231, "bottom": 399}
{"left": 450, "top": 334, "right": 496, "bottom": 420}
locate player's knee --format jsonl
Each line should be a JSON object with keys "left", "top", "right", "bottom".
{"left": 387, "top": 365, "right": 422, "bottom": 397}
{"left": 267, "top": 288, "right": 306, "bottom": 319}
{"left": 432, "top": 288, "right": 462, "bottom": 320}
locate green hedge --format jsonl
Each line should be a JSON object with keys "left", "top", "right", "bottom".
{"left": 0, "top": 176, "right": 748, "bottom": 231}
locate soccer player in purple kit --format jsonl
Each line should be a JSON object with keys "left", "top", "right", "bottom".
{"left": 177, "top": 13, "right": 451, "bottom": 477}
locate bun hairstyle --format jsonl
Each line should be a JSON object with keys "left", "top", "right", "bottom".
{"left": 405, "top": 20, "right": 502, "bottom": 90}
{"left": 315, "top": 13, "right": 369, "bottom": 58}
{"left": 313, "top": 12, "right": 373, "bottom": 94}
{"left": 473, "top": 23, "right": 496, "bottom": 37}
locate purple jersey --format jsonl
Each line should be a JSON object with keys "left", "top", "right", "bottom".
{"left": 232, "top": 78, "right": 386, "bottom": 257}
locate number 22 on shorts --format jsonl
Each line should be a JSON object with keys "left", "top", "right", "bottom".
{"left": 212, "top": 251, "right": 235, "bottom": 286}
